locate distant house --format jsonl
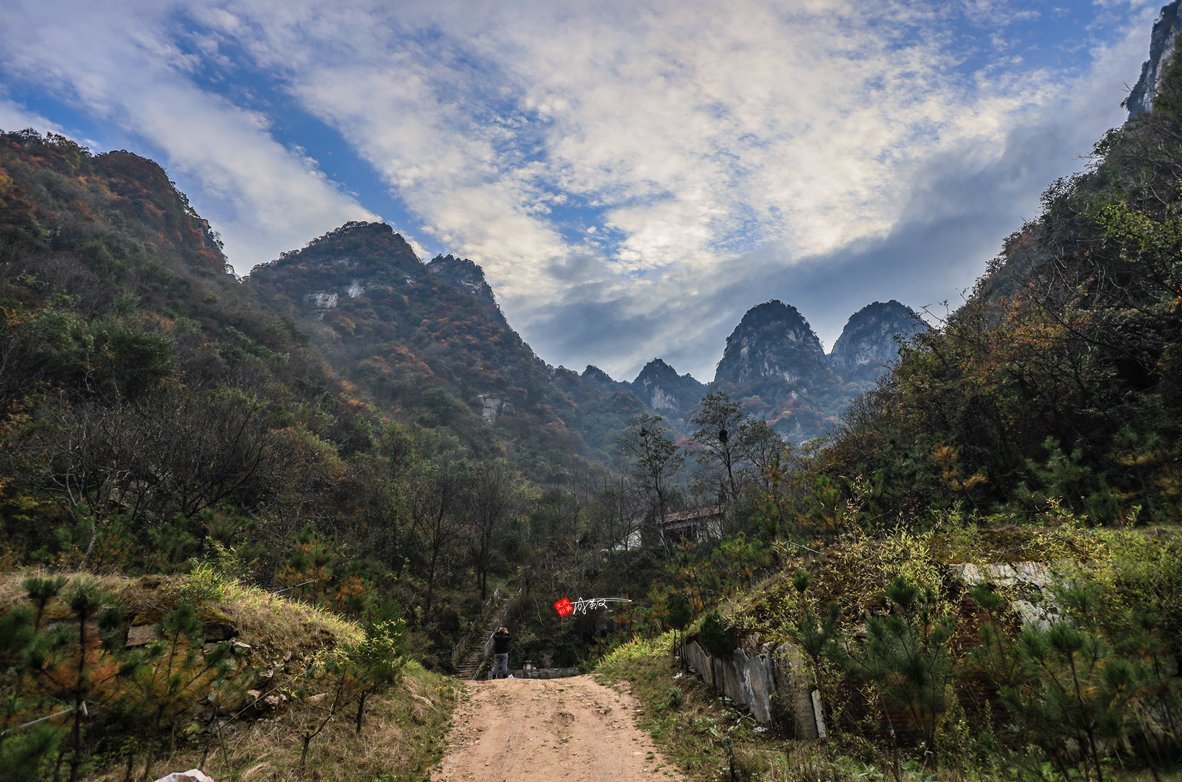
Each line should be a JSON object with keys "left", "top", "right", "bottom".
{"left": 660, "top": 505, "right": 724, "bottom": 543}
{"left": 609, "top": 505, "right": 726, "bottom": 551}
{"left": 607, "top": 527, "right": 643, "bottom": 552}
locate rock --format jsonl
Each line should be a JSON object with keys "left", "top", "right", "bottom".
{"left": 262, "top": 694, "right": 282, "bottom": 709}
{"left": 153, "top": 769, "right": 213, "bottom": 782}
{"left": 1013, "top": 599, "right": 1055, "bottom": 630}
{"left": 949, "top": 560, "right": 1062, "bottom": 627}
{"left": 230, "top": 640, "right": 252, "bottom": 655}
{"left": 246, "top": 689, "right": 262, "bottom": 701}
{"left": 126, "top": 625, "right": 159, "bottom": 647}
{"left": 202, "top": 621, "right": 237, "bottom": 642}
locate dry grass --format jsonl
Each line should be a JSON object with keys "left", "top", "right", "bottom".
{"left": 1, "top": 568, "right": 457, "bottom": 781}
{"left": 113, "top": 663, "right": 458, "bottom": 782}
{"left": 0, "top": 569, "right": 361, "bottom": 647}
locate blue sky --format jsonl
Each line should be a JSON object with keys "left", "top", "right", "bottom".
{"left": 0, "top": 0, "right": 1163, "bottom": 380}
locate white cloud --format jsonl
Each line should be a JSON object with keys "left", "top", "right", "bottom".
{"left": 0, "top": 98, "right": 62, "bottom": 135}
{"left": 182, "top": 1, "right": 1069, "bottom": 295}
{"left": 0, "top": 0, "right": 1160, "bottom": 378}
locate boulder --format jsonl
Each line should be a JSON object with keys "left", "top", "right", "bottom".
{"left": 126, "top": 625, "right": 159, "bottom": 647}
{"left": 202, "top": 621, "right": 238, "bottom": 642}
{"left": 153, "top": 770, "right": 213, "bottom": 782}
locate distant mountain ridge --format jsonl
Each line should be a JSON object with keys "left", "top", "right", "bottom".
{"left": 572, "top": 299, "right": 926, "bottom": 443}
{"left": 0, "top": 126, "right": 925, "bottom": 462}
{"left": 249, "top": 220, "right": 925, "bottom": 446}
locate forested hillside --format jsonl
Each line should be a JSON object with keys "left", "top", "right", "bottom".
{"left": 821, "top": 49, "right": 1182, "bottom": 524}
{"left": 0, "top": 130, "right": 547, "bottom": 778}
{"left": 246, "top": 221, "right": 647, "bottom": 474}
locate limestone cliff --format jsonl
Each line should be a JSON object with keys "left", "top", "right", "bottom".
{"left": 1125, "top": 0, "right": 1182, "bottom": 118}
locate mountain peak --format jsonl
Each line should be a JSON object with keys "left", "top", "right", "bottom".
{"left": 634, "top": 358, "right": 677, "bottom": 381}
{"left": 632, "top": 359, "right": 705, "bottom": 416}
{"left": 427, "top": 254, "right": 505, "bottom": 325}
{"left": 581, "top": 365, "right": 617, "bottom": 384}
{"left": 713, "top": 300, "right": 827, "bottom": 387}
{"left": 305, "top": 220, "right": 399, "bottom": 248}
{"left": 829, "top": 300, "right": 927, "bottom": 384}
{"left": 741, "top": 299, "right": 810, "bottom": 327}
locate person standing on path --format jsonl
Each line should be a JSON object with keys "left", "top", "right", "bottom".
{"left": 491, "top": 626, "right": 511, "bottom": 679}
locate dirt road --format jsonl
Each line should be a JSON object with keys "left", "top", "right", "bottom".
{"left": 431, "top": 676, "right": 683, "bottom": 782}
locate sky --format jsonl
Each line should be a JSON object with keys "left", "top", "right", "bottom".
{"left": 0, "top": 0, "right": 1164, "bottom": 381}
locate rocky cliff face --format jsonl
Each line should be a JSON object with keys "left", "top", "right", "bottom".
{"left": 829, "top": 300, "right": 927, "bottom": 385}
{"left": 631, "top": 358, "right": 707, "bottom": 418}
{"left": 713, "top": 300, "right": 831, "bottom": 389}
{"left": 1125, "top": 0, "right": 1182, "bottom": 118}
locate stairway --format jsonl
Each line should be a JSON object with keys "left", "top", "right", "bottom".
{"left": 452, "top": 589, "right": 516, "bottom": 680}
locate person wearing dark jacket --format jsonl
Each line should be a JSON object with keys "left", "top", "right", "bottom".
{"left": 491, "top": 626, "right": 511, "bottom": 679}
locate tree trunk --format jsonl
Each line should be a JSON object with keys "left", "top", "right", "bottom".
{"left": 300, "top": 735, "right": 312, "bottom": 772}
{"left": 355, "top": 691, "right": 369, "bottom": 734}
{"left": 69, "top": 606, "right": 88, "bottom": 782}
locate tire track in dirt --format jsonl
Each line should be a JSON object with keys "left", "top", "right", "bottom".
{"left": 431, "top": 676, "right": 683, "bottom": 782}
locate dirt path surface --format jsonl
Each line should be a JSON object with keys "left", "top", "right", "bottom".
{"left": 431, "top": 675, "right": 684, "bottom": 782}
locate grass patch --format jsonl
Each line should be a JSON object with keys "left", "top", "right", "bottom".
{"left": 594, "top": 633, "right": 778, "bottom": 781}
{"left": 107, "top": 661, "right": 459, "bottom": 781}
{"left": 593, "top": 634, "right": 897, "bottom": 781}
{"left": 0, "top": 569, "right": 458, "bottom": 781}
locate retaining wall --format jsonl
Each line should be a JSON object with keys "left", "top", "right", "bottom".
{"left": 681, "top": 639, "right": 822, "bottom": 737}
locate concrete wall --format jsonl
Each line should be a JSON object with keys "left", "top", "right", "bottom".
{"left": 682, "top": 639, "right": 821, "bottom": 737}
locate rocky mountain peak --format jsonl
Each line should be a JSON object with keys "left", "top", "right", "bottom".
{"left": 713, "top": 300, "right": 828, "bottom": 387}
{"left": 633, "top": 359, "right": 705, "bottom": 416}
{"left": 581, "top": 365, "right": 618, "bottom": 385}
{"left": 427, "top": 254, "right": 505, "bottom": 325}
{"left": 829, "top": 300, "right": 927, "bottom": 384}
{"left": 263, "top": 221, "right": 422, "bottom": 279}
{"left": 1125, "top": 0, "right": 1181, "bottom": 118}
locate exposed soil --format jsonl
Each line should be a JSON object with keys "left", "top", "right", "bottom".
{"left": 431, "top": 675, "right": 684, "bottom": 782}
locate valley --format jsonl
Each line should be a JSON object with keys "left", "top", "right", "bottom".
{"left": 1, "top": 2, "right": 1181, "bottom": 781}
